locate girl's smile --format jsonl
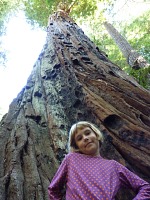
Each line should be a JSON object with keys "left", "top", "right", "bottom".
{"left": 74, "top": 127, "right": 100, "bottom": 156}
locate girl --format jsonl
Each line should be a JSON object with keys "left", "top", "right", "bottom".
{"left": 48, "top": 121, "right": 150, "bottom": 199}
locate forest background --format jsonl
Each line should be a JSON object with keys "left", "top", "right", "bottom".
{"left": 0, "top": 0, "right": 150, "bottom": 119}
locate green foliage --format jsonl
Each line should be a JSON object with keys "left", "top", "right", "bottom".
{"left": 23, "top": 0, "right": 51, "bottom": 28}
{"left": 122, "top": 10, "right": 150, "bottom": 63}
{"left": 0, "top": 0, "right": 21, "bottom": 67}
{"left": 0, "top": 0, "right": 21, "bottom": 31}
{"left": 128, "top": 67, "right": 150, "bottom": 89}
{"left": 69, "top": 0, "right": 97, "bottom": 18}
{"left": 0, "top": 0, "right": 114, "bottom": 30}
{"left": 116, "top": 10, "right": 150, "bottom": 89}
{"left": 0, "top": 0, "right": 149, "bottom": 89}
{"left": 23, "top": 0, "right": 99, "bottom": 28}
{"left": 0, "top": 0, "right": 11, "bottom": 32}
{"left": 83, "top": 8, "right": 150, "bottom": 89}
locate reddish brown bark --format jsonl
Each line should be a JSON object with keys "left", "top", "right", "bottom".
{"left": 0, "top": 11, "right": 150, "bottom": 200}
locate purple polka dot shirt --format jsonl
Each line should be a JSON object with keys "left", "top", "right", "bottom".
{"left": 48, "top": 153, "right": 150, "bottom": 200}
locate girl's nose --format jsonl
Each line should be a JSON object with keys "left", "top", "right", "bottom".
{"left": 83, "top": 135, "right": 89, "bottom": 141}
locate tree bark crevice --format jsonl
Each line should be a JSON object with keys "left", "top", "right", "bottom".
{"left": 0, "top": 11, "right": 150, "bottom": 200}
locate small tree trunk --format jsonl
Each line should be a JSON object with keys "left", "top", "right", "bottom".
{"left": 0, "top": 11, "right": 150, "bottom": 200}
{"left": 104, "top": 21, "right": 150, "bottom": 69}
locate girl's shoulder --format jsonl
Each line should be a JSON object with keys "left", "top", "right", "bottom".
{"left": 64, "top": 152, "right": 87, "bottom": 162}
{"left": 61, "top": 152, "right": 79, "bottom": 165}
{"left": 65, "top": 152, "right": 79, "bottom": 159}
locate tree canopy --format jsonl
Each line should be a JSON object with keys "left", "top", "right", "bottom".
{"left": 0, "top": 0, "right": 150, "bottom": 89}
{"left": 0, "top": 0, "right": 112, "bottom": 29}
{"left": 0, "top": 0, "right": 21, "bottom": 31}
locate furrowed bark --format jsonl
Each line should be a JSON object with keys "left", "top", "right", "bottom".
{"left": 0, "top": 11, "right": 150, "bottom": 200}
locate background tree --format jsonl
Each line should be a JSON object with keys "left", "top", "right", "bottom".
{"left": 122, "top": 10, "right": 150, "bottom": 88}
{"left": 103, "top": 21, "right": 150, "bottom": 89}
{"left": 83, "top": 8, "right": 150, "bottom": 89}
{"left": 104, "top": 21, "right": 150, "bottom": 70}
{"left": 0, "top": 10, "right": 150, "bottom": 200}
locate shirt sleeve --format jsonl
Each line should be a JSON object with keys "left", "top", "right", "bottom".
{"left": 114, "top": 161, "right": 150, "bottom": 200}
{"left": 48, "top": 156, "right": 68, "bottom": 200}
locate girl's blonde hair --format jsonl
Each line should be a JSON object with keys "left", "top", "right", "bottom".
{"left": 68, "top": 121, "right": 103, "bottom": 152}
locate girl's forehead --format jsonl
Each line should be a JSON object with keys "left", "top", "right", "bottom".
{"left": 75, "top": 126, "right": 91, "bottom": 136}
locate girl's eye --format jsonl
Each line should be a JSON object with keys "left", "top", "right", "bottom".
{"left": 85, "top": 131, "right": 91, "bottom": 135}
{"left": 76, "top": 136, "right": 82, "bottom": 141}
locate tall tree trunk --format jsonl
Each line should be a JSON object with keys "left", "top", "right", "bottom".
{"left": 0, "top": 11, "right": 150, "bottom": 200}
{"left": 104, "top": 21, "right": 150, "bottom": 70}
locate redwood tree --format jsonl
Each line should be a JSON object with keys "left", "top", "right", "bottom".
{"left": 0, "top": 11, "right": 150, "bottom": 200}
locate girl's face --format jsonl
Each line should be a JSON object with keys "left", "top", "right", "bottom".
{"left": 74, "top": 127, "right": 100, "bottom": 156}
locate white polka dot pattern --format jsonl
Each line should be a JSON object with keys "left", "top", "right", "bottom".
{"left": 48, "top": 153, "right": 150, "bottom": 200}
